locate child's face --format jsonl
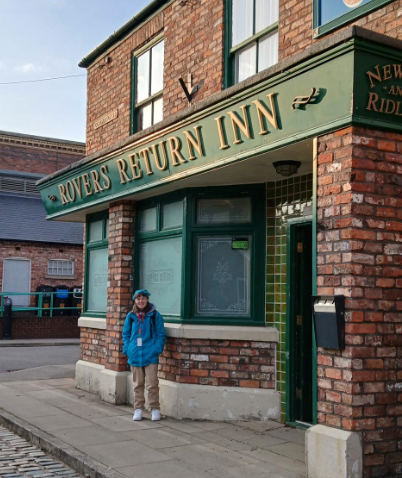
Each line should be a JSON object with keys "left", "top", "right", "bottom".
{"left": 135, "top": 294, "right": 148, "bottom": 309}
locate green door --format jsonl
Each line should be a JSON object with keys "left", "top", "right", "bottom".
{"left": 287, "top": 220, "right": 313, "bottom": 425}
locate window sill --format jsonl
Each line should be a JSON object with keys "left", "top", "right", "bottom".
{"left": 78, "top": 317, "right": 106, "bottom": 329}
{"left": 164, "top": 323, "right": 279, "bottom": 342}
{"left": 45, "top": 275, "right": 78, "bottom": 280}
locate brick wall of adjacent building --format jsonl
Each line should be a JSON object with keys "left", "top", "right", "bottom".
{"left": 160, "top": 338, "right": 276, "bottom": 388}
{"left": 0, "top": 132, "right": 85, "bottom": 175}
{"left": 316, "top": 126, "right": 402, "bottom": 478}
{"left": 80, "top": 327, "right": 107, "bottom": 364}
{"left": 279, "top": 0, "right": 402, "bottom": 61}
{"left": 0, "top": 241, "right": 83, "bottom": 305}
{"left": 85, "top": 0, "right": 224, "bottom": 156}
{"left": 0, "top": 314, "right": 79, "bottom": 340}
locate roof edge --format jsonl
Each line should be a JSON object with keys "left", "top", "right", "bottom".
{"left": 78, "top": 0, "right": 170, "bottom": 68}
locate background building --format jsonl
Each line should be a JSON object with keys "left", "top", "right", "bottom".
{"left": 0, "top": 131, "right": 85, "bottom": 338}
{"left": 38, "top": 1, "right": 402, "bottom": 477}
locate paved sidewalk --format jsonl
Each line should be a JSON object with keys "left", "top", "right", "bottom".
{"left": 0, "top": 339, "right": 80, "bottom": 348}
{"left": 0, "top": 378, "right": 307, "bottom": 478}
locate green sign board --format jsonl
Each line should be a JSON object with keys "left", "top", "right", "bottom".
{"left": 232, "top": 240, "right": 249, "bottom": 250}
{"left": 38, "top": 37, "right": 402, "bottom": 220}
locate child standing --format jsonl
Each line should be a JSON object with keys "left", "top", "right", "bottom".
{"left": 122, "top": 289, "right": 166, "bottom": 421}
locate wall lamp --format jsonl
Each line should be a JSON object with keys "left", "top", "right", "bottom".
{"left": 273, "top": 160, "right": 301, "bottom": 177}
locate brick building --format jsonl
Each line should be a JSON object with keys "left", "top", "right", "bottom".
{"left": 0, "top": 131, "right": 85, "bottom": 338}
{"left": 38, "top": 1, "right": 402, "bottom": 477}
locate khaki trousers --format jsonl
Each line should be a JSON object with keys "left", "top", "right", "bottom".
{"left": 131, "top": 363, "right": 160, "bottom": 410}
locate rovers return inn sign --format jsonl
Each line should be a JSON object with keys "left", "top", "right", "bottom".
{"left": 39, "top": 38, "right": 402, "bottom": 219}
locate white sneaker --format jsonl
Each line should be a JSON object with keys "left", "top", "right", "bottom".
{"left": 133, "top": 409, "right": 143, "bottom": 421}
{"left": 151, "top": 409, "right": 161, "bottom": 421}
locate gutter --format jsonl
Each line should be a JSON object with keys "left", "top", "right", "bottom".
{"left": 78, "top": 0, "right": 170, "bottom": 68}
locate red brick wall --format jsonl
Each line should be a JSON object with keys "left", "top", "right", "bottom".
{"left": 0, "top": 314, "right": 79, "bottom": 340}
{"left": 316, "top": 127, "right": 402, "bottom": 478}
{"left": 0, "top": 241, "right": 83, "bottom": 305}
{"left": 86, "top": 0, "right": 224, "bottom": 156}
{"left": 0, "top": 134, "right": 85, "bottom": 175}
{"left": 279, "top": 0, "right": 402, "bottom": 61}
{"left": 80, "top": 327, "right": 107, "bottom": 364}
{"left": 160, "top": 338, "right": 276, "bottom": 388}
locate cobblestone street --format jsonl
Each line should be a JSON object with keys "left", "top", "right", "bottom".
{"left": 0, "top": 427, "right": 81, "bottom": 478}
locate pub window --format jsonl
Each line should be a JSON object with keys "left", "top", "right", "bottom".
{"left": 48, "top": 260, "right": 74, "bottom": 276}
{"left": 227, "top": 0, "right": 279, "bottom": 85}
{"left": 135, "top": 187, "right": 265, "bottom": 325}
{"left": 313, "top": 0, "right": 394, "bottom": 37}
{"left": 132, "top": 37, "right": 164, "bottom": 132}
{"left": 84, "top": 212, "right": 109, "bottom": 316}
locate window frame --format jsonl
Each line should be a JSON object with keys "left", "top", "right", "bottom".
{"left": 224, "top": 0, "right": 279, "bottom": 87}
{"left": 83, "top": 211, "right": 109, "bottom": 318}
{"left": 135, "top": 185, "right": 266, "bottom": 326}
{"left": 312, "top": 0, "right": 395, "bottom": 38}
{"left": 131, "top": 33, "right": 164, "bottom": 134}
{"left": 47, "top": 259, "right": 74, "bottom": 277}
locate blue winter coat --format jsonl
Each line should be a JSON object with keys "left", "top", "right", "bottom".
{"left": 122, "top": 303, "right": 166, "bottom": 367}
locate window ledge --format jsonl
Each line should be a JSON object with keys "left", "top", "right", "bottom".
{"left": 164, "top": 324, "right": 279, "bottom": 342}
{"left": 78, "top": 317, "right": 106, "bottom": 329}
{"left": 45, "top": 275, "right": 78, "bottom": 280}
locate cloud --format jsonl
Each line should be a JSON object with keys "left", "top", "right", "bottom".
{"left": 15, "top": 63, "right": 36, "bottom": 73}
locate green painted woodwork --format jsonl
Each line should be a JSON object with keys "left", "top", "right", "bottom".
{"left": 266, "top": 175, "right": 313, "bottom": 421}
{"left": 313, "top": 0, "right": 395, "bottom": 38}
{"left": 41, "top": 37, "right": 402, "bottom": 221}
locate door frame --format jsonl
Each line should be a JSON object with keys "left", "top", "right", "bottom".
{"left": 285, "top": 216, "right": 317, "bottom": 427}
{"left": 2, "top": 257, "right": 32, "bottom": 307}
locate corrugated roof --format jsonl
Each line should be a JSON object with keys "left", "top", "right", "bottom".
{"left": 0, "top": 193, "right": 83, "bottom": 245}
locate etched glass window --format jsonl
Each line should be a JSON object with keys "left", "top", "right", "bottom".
{"left": 319, "top": 0, "right": 377, "bottom": 27}
{"left": 87, "top": 248, "right": 108, "bottom": 312}
{"left": 197, "top": 198, "right": 251, "bottom": 224}
{"left": 139, "top": 207, "right": 157, "bottom": 233}
{"left": 162, "top": 200, "right": 183, "bottom": 230}
{"left": 231, "top": 0, "right": 279, "bottom": 84}
{"left": 139, "top": 237, "right": 182, "bottom": 316}
{"left": 196, "top": 236, "right": 251, "bottom": 316}
{"left": 89, "top": 219, "right": 103, "bottom": 242}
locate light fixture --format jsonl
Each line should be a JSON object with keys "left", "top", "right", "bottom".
{"left": 273, "top": 160, "right": 301, "bottom": 177}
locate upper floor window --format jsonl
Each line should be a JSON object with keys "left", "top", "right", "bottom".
{"left": 313, "top": 0, "right": 394, "bottom": 37}
{"left": 229, "top": 0, "right": 279, "bottom": 85}
{"left": 133, "top": 37, "right": 164, "bottom": 132}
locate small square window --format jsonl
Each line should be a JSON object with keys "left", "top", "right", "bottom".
{"left": 139, "top": 207, "right": 157, "bottom": 233}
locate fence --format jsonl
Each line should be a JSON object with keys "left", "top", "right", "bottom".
{"left": 0, "top": 291, "right": 82, "bottom": 317}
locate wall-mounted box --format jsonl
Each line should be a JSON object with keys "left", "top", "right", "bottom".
{"left": 312, "top": 295, "right": 345, "bottom": 350}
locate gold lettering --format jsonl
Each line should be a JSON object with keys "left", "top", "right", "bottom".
{"left": 139, "top": 148, "right": 153, "bottom": 175}
{"left": 214, "top": 116, "right": 229, "bottom": 150}
{"left": 65, "top": 181, "right": 76, "bottom": 202}
{"left": 183, "top": 126, "right": 204, "bottom": 160}
{"left": 82, "top": 173, "right": 93, "bottom": 196}
{"left": 397, "top": 86, "right": 402, "bottom": 96}
{"left": 100, "top": 165, "right": 111, "bottom": 190}
{"left": 168, "top": 137, "right": 187, "bottom": 167}
{"left": 393, "top": 64, "right": 402, "bottom": 80}
{"left": 383, "top": 64, "right": 392, "bottom": 81}
{"left": 379, "top": 97, "right": 386, "bottom": 113}
{"left": 395, "top": 101, "right": 402, "bottom": 116}
{"left": 227, "top": 105, "right": 251, "bottom": 144}
{"left": 128, "top": 153, "right": 142, "bottom": 180}
{"left": 90, "top": 170, "right": 103, "bottom": 193}
{"left": 58, "top": 184, "right": 69, "bottom": 205}
{"left": 366, "top": 65, "right": 382, "bottom": 88}
{"left": 385, "top": 99, "right": 396, "bottom": 115}
{"left": 72, "top": 177, "right": 83, "bottom": 198}
{"left": 366, "top": 92, "right": 379, "bottom": 112}
{"left": 389, "top": 85, "right": 396, "bottom": 95}
{"left": 116, "top": 158, "right": 131, "bottom": 184}
{"left": 151, "top": 143, "right": 168, "bottom": 171}
{"left": 252, "top": 93, "right": 279, "bottom": 135}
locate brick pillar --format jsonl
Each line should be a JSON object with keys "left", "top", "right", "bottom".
{"left": 105, "top": 200, "right": 136, "bottom": 372}
{"left": 316, "top": 127, "right": 402, "bottom": 478}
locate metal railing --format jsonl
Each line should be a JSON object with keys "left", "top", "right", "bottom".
{"left": 0, "top": 291, "right": 82, "bottom": 317}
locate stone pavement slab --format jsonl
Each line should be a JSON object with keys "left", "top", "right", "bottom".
{"left": 0, "top": 377, "right": 307, "bottom": 478}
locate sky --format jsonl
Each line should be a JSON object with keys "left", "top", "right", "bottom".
{"left": 0, "top": 0, "right": 150, "bottom": 143}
